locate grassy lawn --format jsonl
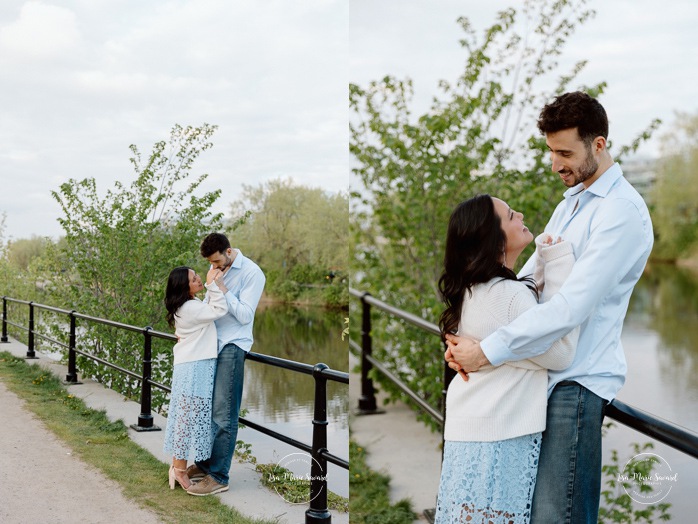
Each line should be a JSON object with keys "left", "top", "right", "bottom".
{"left": 349, "top": 439, "right": 415, "bottom": 523}
{"left": 0, "top": 351, "right": 277, "bottom": 524}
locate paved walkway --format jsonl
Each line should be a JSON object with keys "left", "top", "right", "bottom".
{"left": 349, "top": 352, "right": 442, "bottom": 523}
{"left": 1, "top": 337, "right": 348, "bottom": 524}
{"left": 0, "top": 380, "right": 163, "bottom": 524}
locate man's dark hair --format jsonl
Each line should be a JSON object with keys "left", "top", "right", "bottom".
{"left": 537, "top": 91, "right": 608, "bottom": 147}
{"left": 200, "top": 232, "right": 231, "bottom": 258}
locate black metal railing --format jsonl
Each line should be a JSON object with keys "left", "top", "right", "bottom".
{"left": 349, "top": 288, "right": 698, "bottom": 458}
{"left": 1, "top": 296, "right": 347, "bottom": 524}
{"left": 349, "top": 287, "right": 698, "bottom": 501}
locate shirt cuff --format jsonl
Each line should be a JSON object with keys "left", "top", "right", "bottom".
{"left": 205, "top": 280, "right": 219, "bottom": 291}
{"left": 481, "top": 330, "right": 512, "bottom": 367}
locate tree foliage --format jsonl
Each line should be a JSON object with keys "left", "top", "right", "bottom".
{"left": 34, "top": 124, "right": 224, "bottom": 404}
{"left": 350, "top": 0, "right": 658, "bottom": 426}
{"left": 6, "top": 236, "right": 50, "bottom": 270}
{"left": 229, "top": 178, "right": 348, "bottom": 307}
{"left": 0, "top": 211, "right": 6, "bottom": 258}
{"left": 651, "top": 111, "right": 698, "bottom": 260}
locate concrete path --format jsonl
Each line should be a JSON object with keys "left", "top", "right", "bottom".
{"left": 0, "top": 380, "right": 163, "bottom": 524}
{"left": 349, "top": 352, "right": 442, "bottom": 523}
{"left": 1, "top": 337, "right": 348, "bottom": 524}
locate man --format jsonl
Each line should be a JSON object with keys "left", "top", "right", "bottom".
{"left": 445, "top": 92, "right": 653, "bottom": 523}
{"left": 186, "top": 232, "right": 265, "bottom": 496}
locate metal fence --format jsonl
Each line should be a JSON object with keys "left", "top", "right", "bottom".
{"left": 350, "top": 287, "right": 698, "bottom": 519}
{"left": 1, "top": 296, "right": 347, "bottom": 524}
{"left": 349, "top": 287, "right": 698, "bottom": 457}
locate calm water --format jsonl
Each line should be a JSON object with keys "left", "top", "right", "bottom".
{"left": 605, "top": 264, "right": 698, "bottom": 522}
{"left": 236, "top": 303, "right": 349, "bottom": 498}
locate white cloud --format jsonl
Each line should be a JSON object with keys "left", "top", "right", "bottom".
{"left": 0, "top": 0, "right": 348, "bottom": 240}
{"left": 0, "top": 1, "right": 80, "bottom": 61}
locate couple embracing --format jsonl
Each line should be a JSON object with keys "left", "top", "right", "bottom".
{"left": 162, "top": 232, "right": 265, "bottom": 496}
{"left": 435, "top": 92, "right": 654, "bottom": 523}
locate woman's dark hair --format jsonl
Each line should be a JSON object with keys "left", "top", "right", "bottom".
{"left": 165, "top": 266, "right": 193, "bottom": 328}
{"left": 200, "top": 232, "right": 231, "bottom": 258}
{"left": 438, "top": 194, "right": 537, "bottom": 340}
{"left": 537, "top": 91, "right": 608, "bottom": 148}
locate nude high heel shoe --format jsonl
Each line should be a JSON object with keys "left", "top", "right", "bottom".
{"left": 169, "top": 465, "right": 192, "bottom": 490}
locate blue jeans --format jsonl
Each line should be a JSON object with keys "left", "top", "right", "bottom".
{"left": 195, "top": 343, "right": 245, "bottom": 485}
{"left": 531, "top": 381, "right": 608, "bottom": 524}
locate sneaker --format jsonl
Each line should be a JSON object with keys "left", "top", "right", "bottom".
{"left": 186, "top": 475, "right": 229, "bottom": 496}
{"left": 186, "top": 464, "right": 206, "bottom": 482}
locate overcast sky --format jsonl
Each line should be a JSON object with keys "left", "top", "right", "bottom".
{"left": 0, "top": 0, "right": 348, "bottom": 241}
{"left": 351, "top": 0, "right": 698, "bottom": 169}
{"left": 4, "top": 1, "right": 698, "bottom": 241}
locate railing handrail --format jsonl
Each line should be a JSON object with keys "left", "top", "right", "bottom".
{"left": 349, "top": 287, "right": 440, "bottom": 335}
{"left": 2, "top": 295, "right": 346, "bottom": 523}
{"left": 349, "top": 287, "right": 698, "bottom": 461}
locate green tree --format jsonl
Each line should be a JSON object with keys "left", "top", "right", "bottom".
{"left": 229, "top": 178, "right": 348, "bottom": 307}
{"left": 350, "top": 0, "right": 658, "bottom": 426}
{"left": 6, "top": 236, "right": 51, "bottom": 270}
{"left": 651, "top": 111, "right": 698, "bottom": 260}
{"left": 35, "top": 123, "right": 224, "bottom": 404}
{"left": 0, "top": 215, "right": 52, "bottom": 322}
{"left": 0, "top": 211, "right": 6, "bottom": 258}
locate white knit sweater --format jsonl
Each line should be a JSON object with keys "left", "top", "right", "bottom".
{"left": 444, "top": 234, "right": 579, "bottom": 442}
{"left": 172, "top": 281, "right": 228, "bottom": 365}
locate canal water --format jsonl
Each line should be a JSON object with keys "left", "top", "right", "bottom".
{"left": 235, "top": 303, "right": 349, "bottom": 499}
{"left": 604, "top": 264, "right": 698, "bottom": 522}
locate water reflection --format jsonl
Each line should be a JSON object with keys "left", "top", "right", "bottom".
{"left": 608, "top": 264, "right": 698, "bottom": 522}
{"left": 627, "top": 264, "right": 698, "bottom": 400}
{"left": 239, "top": 303, "right": 349, "bottom": 497}
{"left": 245, "top": 303, "right": 348, "bottom": 425}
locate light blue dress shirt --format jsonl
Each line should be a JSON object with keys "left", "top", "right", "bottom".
{"left": 206, "top": 249, "right": 265, "bottom": 353}
{"left": 481, "top": 163, "right": 653, "bottom": 401}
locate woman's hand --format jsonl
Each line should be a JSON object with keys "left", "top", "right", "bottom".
{"left": 206, "top": 267, "right": 228, "bottom": 294}
{"left": 214, "top": 272, "right": 228, "bottom": 294}
{"left": 206, "top": 267, "right": 221, "bottom": 285}
{"left": 541, "top": 234, "right": 563, "bottom": 246}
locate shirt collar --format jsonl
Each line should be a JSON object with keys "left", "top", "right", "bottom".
{"left": 563, "top": 162, "right": 623, "bottom": 199}
{"left": 231, "top": 249, "right": 244, "bottom": 269}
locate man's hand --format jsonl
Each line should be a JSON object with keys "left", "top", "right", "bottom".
{"left": 444, "top": 346, "right": 470, "bottom": 381}
{"left": 444, "top": 334, "right": 490, "bottom": 376}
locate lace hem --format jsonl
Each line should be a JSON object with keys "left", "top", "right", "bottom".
{"left": 435, "top": 433, "right": 542, "bottom": 524}
{"left": 163, "top": 358, "right": 216, "bottom": 462}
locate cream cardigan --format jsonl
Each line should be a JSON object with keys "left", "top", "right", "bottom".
{"left": 172, "top": 281, "right": 228, "bottom": 365}
{"left": 444, "top": 235, "right": 579, "bottom": 442}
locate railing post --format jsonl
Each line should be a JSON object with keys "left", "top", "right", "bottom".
{"left": 64, "top": 311, "right": 81, "bottom": 384}
{"left": 25, "top": 301, "right": 38, "bottom": 359}
{"left": 1, "top": 297, "right": 8, "bottom": 343}
{"left": 130, "top": 327, "right": 160, "bottom": 432}
{"left": 306, "top": 363, "right": 331, "bottom": 524}
{"left": 356, "top": 292, "right": 383, "bottom": 415}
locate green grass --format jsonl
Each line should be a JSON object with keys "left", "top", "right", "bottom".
{"left": 349, "top": 440, "right": 415, "bottom": 523}
{"left": 256, "top": 462, "right": 349, "bottom": 512}
{"left": 0, "top": 351, "right": 277, "bottom": 524}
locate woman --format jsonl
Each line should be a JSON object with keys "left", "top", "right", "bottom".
{"left": 434, "top": 194, "right": 579, "bottom": 523}
{"left": 163, "top": 266, "right": 228, "bottom": 490}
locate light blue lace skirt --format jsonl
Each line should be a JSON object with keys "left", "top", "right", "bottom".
{"left": 163, "top": 358, "right": 216, "bottom": 462}
{"left": 435, "top": 433, "right": 542, "bottom": 524}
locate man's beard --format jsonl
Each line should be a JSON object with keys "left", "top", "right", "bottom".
{"left": 560, "top": 148, "right": 598, "bottom": 187}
